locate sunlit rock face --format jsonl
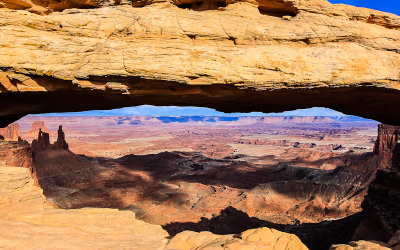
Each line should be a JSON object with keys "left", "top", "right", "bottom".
{"left": 0, "top": 124, "right": 21, "bottom": 141}
{"left": 0, "top": 0, "right": 399, "bottom": 126}
{"left": 374, "top": 124, "right": 400, "bottom": 169}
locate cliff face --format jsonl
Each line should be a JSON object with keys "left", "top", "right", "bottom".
{"left": 352, "top": 124, "right": 400, "bottom": 243}
{"left": 0, "top": 0, "right": 399, "bottom": 126}
{"left": 0, "top": 123, "right": 21, "bottom": 141}
{"left": 374, "top": 124, "right": 400, "bottom": 169}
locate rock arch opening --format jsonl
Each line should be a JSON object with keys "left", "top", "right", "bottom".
{"left": 175, "top": 0, "right": 227, "bottom": 10}
{"left": 2, "top": 105, "right": 399, "bottom": 249}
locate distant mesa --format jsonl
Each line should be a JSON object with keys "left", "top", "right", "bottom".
{"left": 31, "top": 125, "right": 68, "bottom": 151}
{"left": 24, "top": 121, "right": 53, "bottom": 138}
{"left": 0, "top": 123, "right": 21, "bottom": 141}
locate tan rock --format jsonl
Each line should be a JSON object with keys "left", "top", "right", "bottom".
{"left": 0, "top": 1, "right": 398, "bottom": 90}
{"left": 166, "top": 227, "right": 308, "bottom": 250}
{"left": 0, "top": 165, "right": 169, "bottom": 249}
{"left": 330, "top": 240, "right": 391, "bottom": 250}
{"left": 0, "top": 0, "right": 399, "bottom": 125}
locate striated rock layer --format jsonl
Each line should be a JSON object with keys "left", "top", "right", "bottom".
{"left": 0, "top": 0, "right": 399, "bottom": 125}
{"left": 0, "top": 165, "right": 169, "bottom": 249}
{"left": 374, "top": 124, "right": 400, "bottom": 169}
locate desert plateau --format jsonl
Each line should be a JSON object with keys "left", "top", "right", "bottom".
{"left": 1, "top": 113, "right": 400, "bottom": 249}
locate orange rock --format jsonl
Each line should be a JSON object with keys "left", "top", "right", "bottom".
{"left": 0, "top": 123, "right": 21, "bottom": 141}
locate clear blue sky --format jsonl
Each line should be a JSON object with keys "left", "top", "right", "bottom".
{"left": 328, "top": 0, "right": 399, "bottom": 15}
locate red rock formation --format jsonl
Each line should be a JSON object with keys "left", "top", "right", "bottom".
{"left": 31, "top": 125, "right": 68, "bottom": 151}
{"left": 352, "top": 124, "right": 400, "bottom": 244}
{"left": 24, "top": 121, "right": 52, "bottom": 138}
{"left": 0, "top": 123, "right": 21, "bottom": 141}
{"left": 53, "top": 125, "right": 68, "bottom": 150}
{"left": 31, "top": 129, "right": 51, "bottom": 151}
{"left": 373, "top": 124, "right": 400, "bottom": 169}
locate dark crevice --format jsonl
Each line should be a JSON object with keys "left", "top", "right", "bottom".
{"left": 257, "top": 0, "right": 298, "bottom": 17}
{"left": 177, "top": 0, "right": 227, "bottom": 11}
{"left": 162, "top": 206, "right": 362, "bottom": 250}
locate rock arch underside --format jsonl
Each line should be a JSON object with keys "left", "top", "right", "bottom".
{"left": 1, "top": 0, "right": 400, "bottom": 249}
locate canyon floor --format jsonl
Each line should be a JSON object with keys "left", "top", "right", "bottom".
{"left": 0, "top": 115, "right": 385, "bottom": 249}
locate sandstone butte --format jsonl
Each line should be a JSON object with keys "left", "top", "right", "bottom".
{"left": 24, "top": 121, "right": 53, "bottom": 138}
{"left": 0, "top": 0, "right": 399, "bottom": 126}
{"left": 0, "top": 162, "right": 311, "bottom": 249}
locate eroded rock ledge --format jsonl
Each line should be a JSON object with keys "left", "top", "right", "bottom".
{"left": 0, "top": 0, "right": 399, "bottom": 126}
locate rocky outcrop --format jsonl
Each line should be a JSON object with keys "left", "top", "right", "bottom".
{"left": 165, "top": 227, "right": 308, "bottom": 250}
{"left": 0, "top": 162, "right": 312, "bottom": 249}
{"left": 31, "top": 129, "right": 51, "bottom": 151}
{"left": 330, "top": 240, "right": 390, "bottom": 250}
{"left": 0, "top": 123, "right": 21, "bottom": 141}
{"left": 31, "top": 125, "right": 68, "bottom": 151}
{"left": 54, "top": 125, "right": 68, "bottom": 150}
{"left": 373, "top": 124, "right": 400, "bottom": 169}
{"left": 352, "top": 170, "right": 400, "bottom": 243}
{"left": 24, "top": 121, "right": 52, "bottom": 138}
{"left": 350, "top": 125, "right": 400, "bottom": 244}
{"left": 0, "top": 165, "right": 169, "bottom": 249}
{"left": 0, "top": 0, "right": 399, "bottom": 125}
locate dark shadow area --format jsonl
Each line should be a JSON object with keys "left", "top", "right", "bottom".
{"left": 257, "top": 0, "right": 298, "bottom": 17}
{"left": 176, "top": 0, "right": 227, "bottom": 11}
{"left": 162, "top": 206, "right": 362, "bottom": 250}
{"left": 1, "top": 74, "right": 400, "bottom": 127}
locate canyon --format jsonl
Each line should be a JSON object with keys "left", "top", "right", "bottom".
{"left": 2, "top": 115, "right": 399, "bottom": 249}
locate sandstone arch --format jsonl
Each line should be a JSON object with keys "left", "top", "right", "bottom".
{"left": 0, "top": 0, "right": 399, "bottom": 127}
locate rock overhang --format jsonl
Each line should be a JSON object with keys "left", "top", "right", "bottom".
{"left": 0, "top": 0, "right": 399, "bottom": 126}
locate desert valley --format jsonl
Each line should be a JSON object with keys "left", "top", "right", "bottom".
{"left": 2, "top": 113, "right": 399, "bottom": 249}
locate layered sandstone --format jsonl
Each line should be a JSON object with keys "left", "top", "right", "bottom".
{"left": 165, "top": 227, "right": 308, "bottom": 250}
{"left": 0, "top": 0, "right": 399, "bottom": 125}
{"left": 330, "top": 240, "right": 390, "bottom": 250}
{"left": 0, "top": 123, "right": 21, "bottom": 141}
{"left": 0, "top": 165, "right": 169, "bottom": 249}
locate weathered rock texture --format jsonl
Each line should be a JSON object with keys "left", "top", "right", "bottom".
{"left": 165, "top": 227, "right": 308, "bottom": 250}
{"left": 374, "top": 124, "right": 400, "bottom": 169}
{"left": 0, "top": 165, "right": 169, "bottom": 249}
{"left": 0, "top": 159, "right": 309, "bottom": 249}
{"left": 330, "top": 240, "right": 390, "bottom": 250}
{"left": 352, "top": 125, "right": 400, "bottom": 245}
{"left": 0, "top": 0, "right": 399, "bottom": 126}
{"left": 0, "top": 123, "right": 21, "bottom": 140}
{"left": 353, "top": 170, "right": 400, "bottom": 244}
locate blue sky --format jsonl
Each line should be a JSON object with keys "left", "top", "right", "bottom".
{"left": 30, "top": 106, "right": 348, "bottom": 117}
{"left": 328, "top": 0, "right": 399, "bottom": 15}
